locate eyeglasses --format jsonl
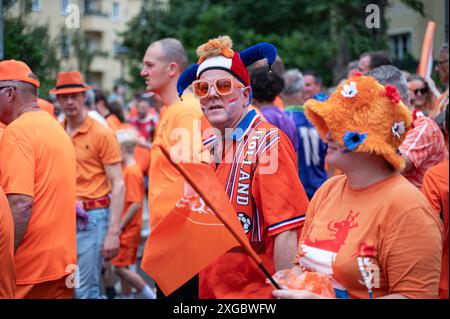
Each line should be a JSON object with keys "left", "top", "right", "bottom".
{"left": 414, "top": 87, "right": 429, "bottom": 95}
{"left": 192, "top": 78, "right": 244, "bottom": 98}
{"left": 438, "top": 59, "right": 449, "bottom": 65}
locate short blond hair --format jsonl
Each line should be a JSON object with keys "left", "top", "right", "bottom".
{"left": 116, "top": 129, "right": 138, "bottom": 154}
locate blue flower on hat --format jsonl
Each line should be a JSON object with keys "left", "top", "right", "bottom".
{"left": 343, "top": 131, "right": 368, "bottom": 151}
{"left": 313, "top": 92, "right": 328, "bottom": 101}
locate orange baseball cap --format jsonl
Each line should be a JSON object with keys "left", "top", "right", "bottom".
{"left": 49, "top": 71, "right": 92, "bottom": 95}
{"left": 0, "top": 60, "right": 40, "bottom": 87}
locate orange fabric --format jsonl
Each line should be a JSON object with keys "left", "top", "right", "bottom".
{"left": 65, "top": 115, "right": 121, "bottom": 200}
{"left": 0, "top": 111, "right": 77, "bottom": 285}
{"left": 105, "top": 114, "right": 123, "bottom": 132}
{"left": 134, "top": 145, "right": 151, "bottom": 176}
{"left": 431, "top": 89, "right": 449, "bottom": 119}
{"left": 0, "top": 122, "right": 5, "bottom": 142}
{"left": 199, "top": 113, "right": 309, "bottom": 299}
{"left": 37, "top": 98, "right": 57, "bottom": 119}
{"left": 421, "top": 160, "right": 449, "bottom": 299}
{"left": 298, "top": 174, "right": 443, "bottom": 299}
{"left": 49, "top": 71, "right": 91, "bottom": 95}
{"left": 147, "top": 93, "right": 207, "bottom": 228}
{"left": 118, "top": 164, "right": 144, "bottom": 248}
{"left": 0, "top": 186, "right": 15, "bottom": 298}
{"left": 399, "top": 112, "right": 448, "bottom": 188}
{"left": 141, "top": 161, "right": 243, "bottom": 296}
{"left": 15, "top": 276, "right": 73, "bottom": 299}
{"left": 274, "top": 95, "right": 284, "bottom": 110}
{"left": 0, "top": 60, "right": 40, "bottom": 87}
{"left": 112, "top": 246, "right": 138, "bottom": 268}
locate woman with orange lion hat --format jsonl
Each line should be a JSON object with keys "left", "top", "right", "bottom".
{"left": 273, "top": 74, "right": 444, "bottom": 299}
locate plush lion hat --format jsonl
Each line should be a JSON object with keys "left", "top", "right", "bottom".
{"left": 304, "top": 74, "right": 412, "bottom": 171}
{"left": 177, "top": 35, "right": 277, "bottom": 98}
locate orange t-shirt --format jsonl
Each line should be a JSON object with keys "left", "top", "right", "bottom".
{"left": 134, "top": 145, "right": 151, "bottom": 176}
{"left": 65, "top": 115, "right": 122, "bottom": 200}
{"left": 119, "top": 164, "right": 144, "bottom": 248}
{"left": 0, "top": 111, "right": 77, "bottom": 285}
{"left": 0, "top": 186, "right": 15, "bottom": 298}
{"left": 105, "top": 114, "right": 123, "bottom": 132}
{"left": 199, "top": 109, "right": 309, "bottom": 299}
{"left": 147, "top": 93, "right": 207, "bottom": 228}
{"left": 421, "top": 160, "right": 449, "bottom": 299}
{"left": 298, "top": 174, "right": 443, "bottom": 299}
{"left": 37, "top": 98, "right": 57, "bottom": 120}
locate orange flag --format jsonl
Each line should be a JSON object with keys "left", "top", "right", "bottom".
{"left": 141, "top": 157, "right": 251, "bottom": 296}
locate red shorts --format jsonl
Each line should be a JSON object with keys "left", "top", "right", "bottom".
{"left": 112, "top": 246, "right": 138, "bottom": 267}
{"left": 15, "top": 276, "right": 73, "bottom": 299}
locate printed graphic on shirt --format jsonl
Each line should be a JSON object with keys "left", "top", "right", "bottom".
{"left": 300, "top": 210, "right": 360, "bottom": 298}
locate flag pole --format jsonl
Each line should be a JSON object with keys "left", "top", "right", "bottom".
{"left": 159, "top": 145, "right": 282, "bottom": 290}
{"left": 417, "top": 21, "right": 436, "bottom": 78}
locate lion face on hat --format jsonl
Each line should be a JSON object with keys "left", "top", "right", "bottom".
{"left": 304, "top": 74, "right": 412, "bottom": 171}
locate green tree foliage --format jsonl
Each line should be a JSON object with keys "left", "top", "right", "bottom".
{"left": 3, "top": 0, "right": 61, "bottom": 99}
{"left": 122, "top": 0, "right": 424, "bottom": 89}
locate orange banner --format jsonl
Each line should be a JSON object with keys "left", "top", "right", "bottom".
{"left": 141, "top": 157, "right": 250, "bottom": 296}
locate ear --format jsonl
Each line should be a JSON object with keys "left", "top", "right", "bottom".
{"left": 242, "top": 86, "right": 252, "bottom": 106}
{"left": 6, "top": 87, "right": 17, "bottom": 103}
{"left": 167, "top": 62, "right": 179, "bottom": 78}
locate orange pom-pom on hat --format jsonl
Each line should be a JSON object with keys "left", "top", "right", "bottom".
{"left": 304, "top": 74, "right": 412, "bottom": 171}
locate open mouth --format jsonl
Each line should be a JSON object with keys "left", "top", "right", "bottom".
{"left": 208, "top": 105, "right": 223, "bottom": 110}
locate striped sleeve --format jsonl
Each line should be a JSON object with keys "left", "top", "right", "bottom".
{"left": 267, "top": 215, "right": 306, "bottom": 236}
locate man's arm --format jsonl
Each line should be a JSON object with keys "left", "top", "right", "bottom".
{"left": 119, "top": 202, "right": 141, "bottom": 231}
{"left": 7, "top": 194, "right": 33, "bottom": 253}
{"left": 103, "top": 163, "right": 125, "bottom": 260}
{"left": 273, "top": 229, "right": 298, "bottom": 271}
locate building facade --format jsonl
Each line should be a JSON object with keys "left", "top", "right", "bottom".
{"left": 10, "top": 0, "right": 143, "bottom": 92}
{"left": 386, "top": 0, "right": 449, "bottom": 63}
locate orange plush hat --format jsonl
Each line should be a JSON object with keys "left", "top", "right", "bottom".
{"left": 304, "top": 74, "right": 412, "bottom": 171}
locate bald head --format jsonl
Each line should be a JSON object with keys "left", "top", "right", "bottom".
{"left": 149, "top": 38, "right": 188, "bottom": 72}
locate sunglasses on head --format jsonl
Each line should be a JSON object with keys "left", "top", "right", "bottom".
{"left": 414, "top": 87, "right": 428, "bottom": 95}
{"left": 192, "top": 77, "right": 244, "bottom": 98}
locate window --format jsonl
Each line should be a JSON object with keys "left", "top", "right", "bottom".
{"left": 61, "top": 34, "right": 71, "bottom": 59}
{"left": 85, "top": 0, "right": 97, "bottom": 14}
{"left": 32, "top": 0, "right": 42, "bottom": 12}
{"left": 60, "top": 0, "right": 69, "bottom": 15}
{"left": 389, "top": 33, "right": 412, "bottom": 60}
{"left": 112, "top": 2, "right": 120, "bottom": 21}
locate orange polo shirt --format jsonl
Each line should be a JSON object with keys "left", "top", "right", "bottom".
{"left": 65, "top": 115, "right": 122, "bottom": 199}
{"left": 147, "top": 93, "right": 207, "bottom": 228}
{"left": 0, "top": 110, "right": 77, "bottom": 286}
{"left": 0, "top": 186, "right": 15, "bottom": 298}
